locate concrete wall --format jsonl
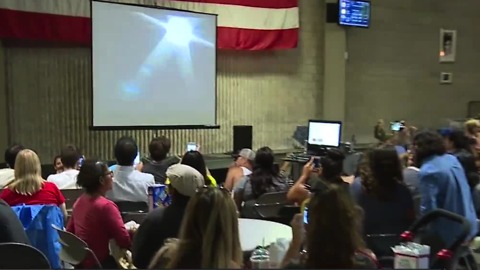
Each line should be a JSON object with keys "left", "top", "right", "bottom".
{"left": 3, "top": 0, "right": 325, "bottom": 161}
{"left": 0, "top": 42, "right": 8, "bottom": 156}
{"left": 345, "top": 0, "right": 480, "bottom": 143}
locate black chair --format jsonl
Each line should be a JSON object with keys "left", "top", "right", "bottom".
{"left": 62, "top": 189, "right": 84, "bottom": 209}
{"left": 389, "top": 209, "right": 476, "bottom": 270}
{"left": 114, "top": 201, "right": 148, "bottom": 213}
{"left": 0, "top": 242, "right": 51, "bottom": 269}
{"left": 254, "top": 191, "right": 289, "bottom": 219}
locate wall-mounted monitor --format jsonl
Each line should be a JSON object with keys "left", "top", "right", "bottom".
{"left": 338, "top": 0, "right": 370, "bottom": 28}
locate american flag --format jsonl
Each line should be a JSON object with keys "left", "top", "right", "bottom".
{"left": 0, "top": 0, "right": 299, "bottom": 50}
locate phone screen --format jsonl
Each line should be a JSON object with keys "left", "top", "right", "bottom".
{"left": 133, "top": 151, "right": 140, "bottom": 165}
{"left": 313, "top": 157, "right": 321, "bottom": 168}
{"left": 187, "top": 142, "right": 197, "bottom": 152}
{"left": 391, "top": 122, "right": 402, "bottom": 131}
{"left": 303, "top": 206, "right": 309, "bottom": 224}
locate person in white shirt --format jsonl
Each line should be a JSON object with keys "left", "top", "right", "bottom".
{"left": 47, "top": 145, "right": 81, "bottom": 189}
{"left": 0, "top": 144, "right": 25, "bottom": 188}
{"left": 107, "top": 137, "right": 155, "bottom": 203}
{"left": 224, "top": 148, "right": 255, "bottom": 191}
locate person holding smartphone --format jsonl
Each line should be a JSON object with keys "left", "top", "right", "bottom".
{"left": 282, "top": 183, "right": 377, "bottom": 268}
{"left": 287, "top": 149, "right": 348, "bottom": 205}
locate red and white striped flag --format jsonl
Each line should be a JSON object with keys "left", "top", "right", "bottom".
{"left": 0, "top": 0, "right": 299, "bottom": 50}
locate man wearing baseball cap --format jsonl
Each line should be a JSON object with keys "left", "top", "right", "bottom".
{"left": 224, "top": 148, "right": 255, "bottom": 191}
{"left": 132, "top": 164, "right": 204, "bottom": 268}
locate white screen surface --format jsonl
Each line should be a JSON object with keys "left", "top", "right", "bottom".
{"left": 92, "top": 1, "right": 217, "bottom": 127}
{"left": 308, "top": 122, "right": 341, "bottom": 147}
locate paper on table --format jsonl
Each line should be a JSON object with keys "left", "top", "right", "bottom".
{"left": 124, "top": 221, "right": 139, "bottom": 230}
{"left": 268, "top": 238, "right": 290, "bottom": 268}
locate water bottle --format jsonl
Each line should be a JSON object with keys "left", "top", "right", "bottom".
{"left": 250, "top": 246, "right": 270, "bottom": 269}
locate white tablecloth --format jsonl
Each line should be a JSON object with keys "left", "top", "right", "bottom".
{"left": 238, "top": 218, "right": 292, "bottom": 251}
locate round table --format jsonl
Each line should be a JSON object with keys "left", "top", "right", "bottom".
{"left": 238, "top": 218, "right": 292, "bottom": 251}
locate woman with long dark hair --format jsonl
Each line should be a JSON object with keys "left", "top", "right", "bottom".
{"left": 350, "top": 146, "right": 415, "bottom": 257}
{"left": 233, "top": 147, "right": 288, "bottom": 213}
{"left": 180, "top": 151, "right": 217, "bottom": 187}
{"left": 282, "top": 183, "right": 377, "bottom": 269}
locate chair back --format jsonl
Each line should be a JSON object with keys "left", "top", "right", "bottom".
{"left": 62, "top": 189, "right": 83, "bottom": 209}
{"left": 52, "top": 225, "right": 102, "bottom": 268}
{"left": 0, "top": 242, "right": 51, "bottom": 269}
{"left": 11, "top": 204, "right": 63, "bottom": 269}
{"left": 114, "top": 201, "right": 148, "bottom": 213}
{"left": 254, "top": 191, "right": 288, "bottom": 218}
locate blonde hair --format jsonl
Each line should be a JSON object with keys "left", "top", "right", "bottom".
{"left": 158, "top": 187, "right": 242, "bottom": 268}
{"left": 465, "top": 119, "right": 480, "bottom": 135}
{"left": 7, "top": 149, "right": 44, "bottom": 195}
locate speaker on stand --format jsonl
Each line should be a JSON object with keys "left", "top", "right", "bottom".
{"left": 233, "top": 125, "right": 253, "bottom": 154}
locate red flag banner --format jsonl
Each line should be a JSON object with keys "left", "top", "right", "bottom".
{"left": 0, "top": 0, "right": 299, "bottom": 50}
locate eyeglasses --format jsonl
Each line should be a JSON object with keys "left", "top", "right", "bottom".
{"left": 104, "top": 170, "right": 114, "bottom": 177}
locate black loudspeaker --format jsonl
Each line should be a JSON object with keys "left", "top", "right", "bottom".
{"left": 233, "top": 125, "right": 253, "bottom": 154}
{"left": 326, "top": 3, "right": 339, "bottom": 23}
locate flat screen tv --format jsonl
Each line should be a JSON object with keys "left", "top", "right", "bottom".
{"left": 338, "top": 0, "right": 370, "bottom": 28}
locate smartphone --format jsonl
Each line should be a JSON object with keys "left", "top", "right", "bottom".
{"left": 78, "top": 156, "right": 85, "bottom": 168}
{"left": 303, "top": 206, "right": 309, "bottom": 224}
{"left": 187, "top": 142, "right": 197, "bottom": 152}
{"left": 391, "top": 121, "right": 402, "bottom": 132}
{"left": 133, "top": 151, "right": 140, "bottom": 166}
{"left": 313, "top": 156, "right": 321, "bottom": 168}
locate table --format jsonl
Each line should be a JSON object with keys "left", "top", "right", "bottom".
{"left": 238, "top": 218, "right": 292, "bottom": 251}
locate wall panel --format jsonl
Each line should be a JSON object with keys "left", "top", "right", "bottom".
{"left": 5, "top": 0, "right": 325, "bottom": 161}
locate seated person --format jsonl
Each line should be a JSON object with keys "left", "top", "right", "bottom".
{"left": 67, "top": 160, "right": 132, "bottom": 268}
{"left": 0, "top": 144, "right": 24, "bottom": 188}
{"left": 106, "top": 137, "right": 155, "bottom": 203}
{"left": 53, "top": 155, "right": 63, "bottom": 174}
{"left": 0, "top": 149, "right": 67, "bottom": 220}
{"left": 141, "top": 136, "right": 180, "bottom": 184}
{"left": 165, "top": 150, "right": 216, "bottom": 187}
{"left": 181, "top": 150, "right": 217, "bottom": 186}
{"left": 282, "top": 183, "right": 377, "bottom": 269}
{"left": 413, "top": 131, "right": 478, "bottom": 246}
{"left": 0, "top": 199, "right": 30, "bottom": 244}
{"left": 224, "top": 148, "right": 255, "bottom": 191}
{"left": 132, "top": 164, "right": 205, "bottom": 269}
{"left": 287, "top": 149, "right": 348, "bottom": 205}
{"left": 350, "top": 146, "right": 415, "bottom": 256}
{"left": 440, "top": 128, "right": 480, "bottom": 212}
{"left": 47, "top": 144, "right": 81, "bottom": 189}
{"left": 233, "top": 147, "right": 289, "bottom": 214}
{"left": 149, "top": 186, "right": 242, "bottom": 269}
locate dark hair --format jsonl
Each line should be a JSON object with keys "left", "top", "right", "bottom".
{"left": 413, "top": 131, "right": 446, "bottom": 166}
{"left": 306, "top": 184, "right": 364, "bottom": 268}
{"left": 53, "top": 155, "right": 61, "bottom": 164}
{"left": 114, "top": 136, "right": 138, "bottom": 166}
{"left": 443, "top": 129, "right": 473, "bottom": 153}
{"left": 149, "top": 136, "right": 171, "bottom": 161}
{"left": 360, "top": 146, "right": 403, "bottom": 200}
{"left": 77, "top": 160, "right": 108, "bottom": 194}
{"left": 4, "top": 144, "right": 25, "bottom": 169}
{"left": 320, "top": 149, "right": 345, "bottom": 184}
{"left": 250, "top": 147, "right": 280, "bottom": 199}
{"left": 60, "top": 144, "right": 81, "bottom": 168}
{"left": 181, "top": 151, "right": 211, "bottom": 186}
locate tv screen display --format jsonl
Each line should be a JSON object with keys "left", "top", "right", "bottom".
{"left": 308, "top": 120, "right": 342, "bottom": 148}
{"left": 339, "top": 0, "right": 370, "bottom": 28}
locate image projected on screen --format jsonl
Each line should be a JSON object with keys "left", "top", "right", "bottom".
{"left": 92, "top": 1, "right": 216, "bottom": 127}
{"left": 308, "top": 122, "right": 342, "bottom": 147}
